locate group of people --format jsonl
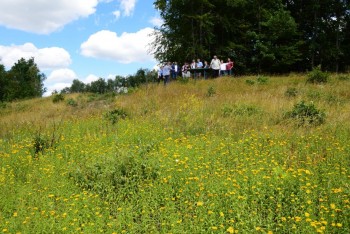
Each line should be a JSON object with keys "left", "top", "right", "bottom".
{"left": 157, "top": 56, "right": 235, "bottom": 85}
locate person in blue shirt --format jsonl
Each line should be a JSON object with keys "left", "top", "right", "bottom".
{"left": 162, "top": 62, "right": 172, "bottom": 85}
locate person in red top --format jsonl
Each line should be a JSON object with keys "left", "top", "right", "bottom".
{"left": 226, "top": 58, "right": 234, "bottom": 76}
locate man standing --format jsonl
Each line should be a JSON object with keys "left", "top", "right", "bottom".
{"left": 171, "top": 62, "right": 178, "bottom": 80}
{"left": 210, "top": 55, "right": 221, "bottom": 78}
{"left": 162, "top": 62, "right": 172, "bottom": 85}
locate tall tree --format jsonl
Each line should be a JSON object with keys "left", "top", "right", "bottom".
{"left": 285, "top": 0, "right": 350, "bottom": 72}
{"left": 153, "top": 0, "right": 302, "bottom": 73}
{"left": 70, "top": 79, "right": 86, "bottom": 93}
{"left": 152, "top": 0, "right": 215, "bottom": 63}
{"left": 5, "top": 58, "right": 46, "bottom": 101}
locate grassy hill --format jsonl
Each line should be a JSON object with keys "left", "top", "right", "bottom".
{"left": 1, "top": 75, "right": 350, "bottom": 233}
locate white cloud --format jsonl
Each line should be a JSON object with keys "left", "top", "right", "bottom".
{"left": 80, "top": 27, "right": 155, "bottom": 64}
{"left": 119, "top": 0, "right": 137, "bottom": 17}
{"left": 84, "top": 74, "right": 100, "bottom": 83}
{"left": 44, "top": 68, "right": 78, "bottom": 96}
{"left": 46, "top": 69, "right": 78, "bottom": 84}
{"left": 149, "top": 16, "right": 163, "bottom": 27}
{"left": 0, "top": 0, "right": 99, "bottom": 34}
{"left": 113, "top": 10, "right": 121, "bottom": 20}
{"left": 0, "top": 43, "right": 72, "bottom": 70}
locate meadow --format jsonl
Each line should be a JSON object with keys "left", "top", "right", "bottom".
{"left": 0, "top": 74, "right": 349, "bottom": 233}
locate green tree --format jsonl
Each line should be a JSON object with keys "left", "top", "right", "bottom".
{"left": 5, "top": 58, "right": 46, "bottom": 101}
{"left": 70, "top": 79, "right": 86, "bottom": 93}
{"left": 86, "top": 78, "right": 107, "bottom": 94}
{"left": 0, "top": 64, "right": 7, "bottom": 101}
{"left": 285, "top": 0, "right": 350, "bottom": 72}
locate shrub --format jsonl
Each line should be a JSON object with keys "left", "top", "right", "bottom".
{"left": 285, "top": 101, "right": 325, "bottom": 126}
{"left": 33, "top": 134, "right": 50, "bottom": 155}
{"left": 246, "top": 79, "right": 255, "bottom": 85}
{"left": 285, "top": 87, "right": 298, "bottom": 97}
{"left": 52, "top": 93, "right": 65, "bottom": 103}
{"left": 66, "top": 98, "right": 78, "bottom": 107}
{"left": 207, "top": 86, "right": 216, "bottom": 97}
{"left": 307, "top": 66, "right": 329, "bottom": 84}
{"left": 0, "top": 101, "right": 8, "bottom": 109}
{"left": 104, "top": 108, "right": 128, "bottom": 124}
{"left": 257, "top": 75, "right": 269, "bottom": 84}
{"left": 222, "top": 106, "right": 233, "bottom": 117}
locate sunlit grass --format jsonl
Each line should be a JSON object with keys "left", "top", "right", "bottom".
{"left": 0, "top": 74, "right": 349, "bottom": 233}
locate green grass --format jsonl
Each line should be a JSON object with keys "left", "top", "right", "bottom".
{"left": 0, "top": 75, "right": 350, "bottom": 233}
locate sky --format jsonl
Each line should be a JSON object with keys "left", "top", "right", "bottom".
{"left": 0, "top": 0, "right": 163, "bottom": 96}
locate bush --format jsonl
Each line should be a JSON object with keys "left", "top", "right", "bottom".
{"left": 257, "top": 75, "right": 269, "bottom": 84}
{"left": 285, "top": 87, "right": 298, "bottom": 97}
{"left": 104, "top": 108, "right": 128, "bottom": 124}
{"left": 285, "top": 101, "right": 325, "bottom": 126}
{"left": 245, "top": 79, "right": 255, "bottom": 85}
{"left": 0, "top": 101, "right": 8, "bottom": 109}
{"left": 307, "top": 66, "right": 329, "bottom": 84}
{"left": 33, "top": 134, "right": 50, "bottom": 155}
{"left": 66, "top": 98, "right": 78, "bottom": 107}
{"left": 207, "top": 86, "right": 216, "bottom": 97}
{"left": 52, "top": 93, "right": 65, "bottom": 103}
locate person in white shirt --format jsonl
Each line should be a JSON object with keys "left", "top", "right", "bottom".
{"left": 210, "top": 55, "right": 221, "bottom": 78}
{"left": 220, "top": 60, "right": 227, "bottom": 76}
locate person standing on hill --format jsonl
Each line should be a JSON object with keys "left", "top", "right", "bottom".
{"left": 157, "top": 65, "right": 164, "bottom": 84}
{"left": 162, "top": 62, "right": 172, "bottom": 85}
{"left": 171, "top": 62, "right": 178, "bottom": 80}
{"left": 210, "top": 55, "right": 221, "bottom": 78}
{"left": 220, "top": 60, "right": 227, "bottom": 76}
{"left": 226, "top": 58, "right": 234, "bottom": 76}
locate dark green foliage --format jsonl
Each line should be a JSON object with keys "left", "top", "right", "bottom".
{"left": 0, "top": 58, "right": 46, "bottom": 101}
{"left": 52, "top": 93, "right": 65, "bottom": 103}
{"left": 285, "top": 87, "right": 298, "bottom": 97}
{"left": 0, "top": 102, "right": 8, "bottom": 109}
{"left": 104, "top": 108, "right": 128, "bottom": 124}
{"left": 153, "top": 0, "right": 350, "bottom": 73}
{"left": 66, "top": 98, "right": 78, "bottom": 107}
{"left": 285, "top": 101, "right": 325, "bottom": 126}
{"left": 307, "top": 66, "right": 329, "bottom": 84}
{"left": 69, "top": 148, "right": 159, "bottom": 203}
{"left": 70, "top": 79, "right": 85, "bottom": 93}
{"left": 33, "top": 134, "right": 50, "bottom": 155}
{"left": 206, "top": 86, "right": 216, "bottom": 97}
{"left": 257, "top": 75, "right": 269, "bottom": 84}
{"left": 246, "top": 79, "right": 255, "bottom": 85}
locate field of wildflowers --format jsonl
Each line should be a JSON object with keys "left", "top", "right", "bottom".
{"left": 0, "top": 74, "right": 349, "bottom": 233}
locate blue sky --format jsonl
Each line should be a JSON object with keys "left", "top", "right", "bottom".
{"left": 0, "top": 0, "right": 162, "bottom": 95}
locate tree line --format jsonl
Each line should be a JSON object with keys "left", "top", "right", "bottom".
{"left": 0, "top": 57, "right": 157, "bottom": 102}
{"left": 151, "top": 0, "right": 350, "bottom": 74}
{"left": 60, "top": 68, "right": 157, "bottom": 95}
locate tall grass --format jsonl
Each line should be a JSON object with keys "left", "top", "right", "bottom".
{"left": 0, "top": 74, "right": 349, "bottom": 233}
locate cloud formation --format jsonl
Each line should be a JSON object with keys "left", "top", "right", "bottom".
{"left": 80, "top": 27, "right": 155, "bottom": 63}
{"left": 119, "top": 0, "right": 137, "bottom": 17}
{"left": 0, "top": 43, "right": 71, "bottom": 70}
{"left": 0, "top": 0, "right": 99, "bottom": 34}
{"left": 149, "top": 16, "right": 163, "bottom": 27}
